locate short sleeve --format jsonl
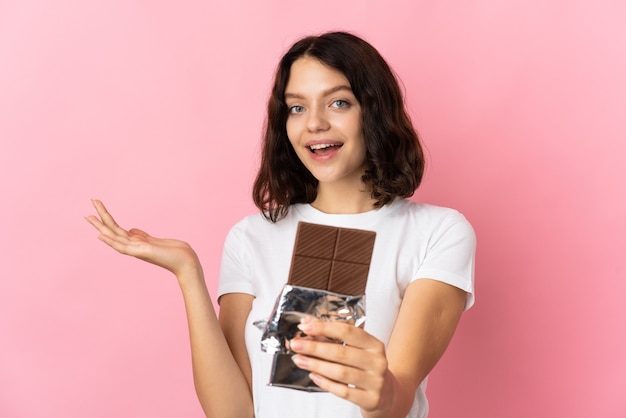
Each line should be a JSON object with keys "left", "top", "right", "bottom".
{"left": 413, "top": 211, "right": 476, "bottom": 310}
{"left": 217, "top": 220, "right": 255, "bottom": 301}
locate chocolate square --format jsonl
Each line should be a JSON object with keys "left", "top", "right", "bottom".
{"left": 287, "top": 222, "right": 376, "bottom": 295}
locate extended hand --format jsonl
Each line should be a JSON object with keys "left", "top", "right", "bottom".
{"left": 85, "top": 200, "right": 200, "bottom": 277}
{"left": 289, "top": 317, "right": 396, "bottom": 414}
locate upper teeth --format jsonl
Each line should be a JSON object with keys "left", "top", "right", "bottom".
{"left": 310, "top": 144, "right": 337, "bottom": 150}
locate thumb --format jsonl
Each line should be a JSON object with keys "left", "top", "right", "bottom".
{"left": 128, "top": 228, "right": 150, "bottom": 239}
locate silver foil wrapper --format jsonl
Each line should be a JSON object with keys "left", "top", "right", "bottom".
{"left": 256, "top": 285, "right": 366, "bottom": 392}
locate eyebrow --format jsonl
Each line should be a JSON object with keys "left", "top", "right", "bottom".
{"left": 284, "top": 85, "right": 353, "bottom": 100}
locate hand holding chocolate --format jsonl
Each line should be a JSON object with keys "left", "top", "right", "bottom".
{"left": 258, "top": 222, "right": 376, "bottom": 391}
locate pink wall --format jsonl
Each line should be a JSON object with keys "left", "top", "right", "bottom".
{"left": 1, "top": 1, "right": 624, "bottom": 417}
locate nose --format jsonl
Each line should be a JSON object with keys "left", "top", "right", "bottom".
{"left": 306, "top": 107, "right": 330, "bottom": 132}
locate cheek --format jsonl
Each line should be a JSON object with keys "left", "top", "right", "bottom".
{"left": 343, "top": 112, "right": 362, "bottom": 136}
{"left": 353, "top": 116, "right": 363, "bottom": 136}
{"left": 285, "top": 119, "right": 297, "bottom": 144}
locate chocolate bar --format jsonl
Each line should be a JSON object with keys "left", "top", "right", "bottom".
{"left": 287, "top": 222, "right": 376, "bottom": 295}
{"left": 262, "top": 285, "right": 366, "bottom": 391}
{"left": 260, "top": 222, "right": 376, "bottom": 391}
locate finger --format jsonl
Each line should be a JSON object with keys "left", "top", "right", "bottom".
{"left": 86, "top": 217, "right": 135, "bottom": 253}
{"left": 298, "top": 319, "right": 383, "bottom": 351}
{"left": 85, "top": 214, "right": 125, "bottom": 242}
{"left": 89, "top": 216, "right": 131, "bottom": 244}
{"left": 84, "top": 214, "right": 104, "bottom": 230}
{"left": 290, "top": 337, "right": 386, "bottom": 375}
{"left": 91, "top": 199, "right": 128, "bottom": 237}
{"left": 86, "top": 208, "right": 136, "bottom": 254}
{"left": 309, "top": 373, "right": 360, "bottom": 404}
{"left": 292, "top": 351, "right": 364, "bottom": 386}
{"left": 96, "top": 232, "right": 135, "bottom": 255}
{"left": 308, "top": 372, "right": 377, "bottom": 410}
{"left": 295, "top": 354, "right": 388, "bottom": 411}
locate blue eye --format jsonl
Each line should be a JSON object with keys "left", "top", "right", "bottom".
{"left": 332, "top": 99, "right": 350, "bottom": 108}
{"left": 289, "top": 105, "right": 305, "bottom": 114}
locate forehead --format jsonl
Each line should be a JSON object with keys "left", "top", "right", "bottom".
{"left": 285, "top": 57, "right": 352, "bottom": 95}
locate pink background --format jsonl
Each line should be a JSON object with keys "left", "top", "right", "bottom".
{"left": 1, "top": 1, "right": 625, "bottom": 417}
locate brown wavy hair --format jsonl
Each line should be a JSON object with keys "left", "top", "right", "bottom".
{"left": 253, "top": 31, "right": 424, "bottom": 222}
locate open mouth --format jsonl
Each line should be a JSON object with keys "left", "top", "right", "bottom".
{"left": 308, "top": 143, "right": 343, "bottom": 154}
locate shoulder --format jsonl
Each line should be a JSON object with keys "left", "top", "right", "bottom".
{"left": 224, "top": 206, "right": 303, "bottom": 244}
{"left": 390, "top": 199, "right": 474, "bottom": 235}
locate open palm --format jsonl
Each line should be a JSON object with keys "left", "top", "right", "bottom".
{"left": 85, "top": 200, "right": 199, "bottom": 277}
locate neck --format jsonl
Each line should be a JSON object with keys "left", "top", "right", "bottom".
{"left": 311, "top": 183, "right": 377, "bottom": 214}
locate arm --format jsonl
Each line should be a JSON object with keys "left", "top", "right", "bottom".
{"left": 218, "top": 293, "right": 255, "bottom": 391}
{"left": 290, "top": 278, "right": 466, "bottom": 418}
{"left": 85, "top": 200, "right": 253, "bottom": 418}
{"left": 380, "top": 278, "right": 466, "bottom": 417}
{"left": 179, "top": 268, "right": 254, "bottom": 418}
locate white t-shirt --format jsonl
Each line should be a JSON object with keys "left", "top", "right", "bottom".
{"left": 218, "top": 198, "right": 476, "bottom": 418}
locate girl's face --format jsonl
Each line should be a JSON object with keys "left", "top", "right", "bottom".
{"left": 285, "top": 57, "right": 366, "bottom": 189}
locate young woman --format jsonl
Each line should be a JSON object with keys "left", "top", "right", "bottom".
{"left": 86, "top": 32, "right": 475, "bottom": 418}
